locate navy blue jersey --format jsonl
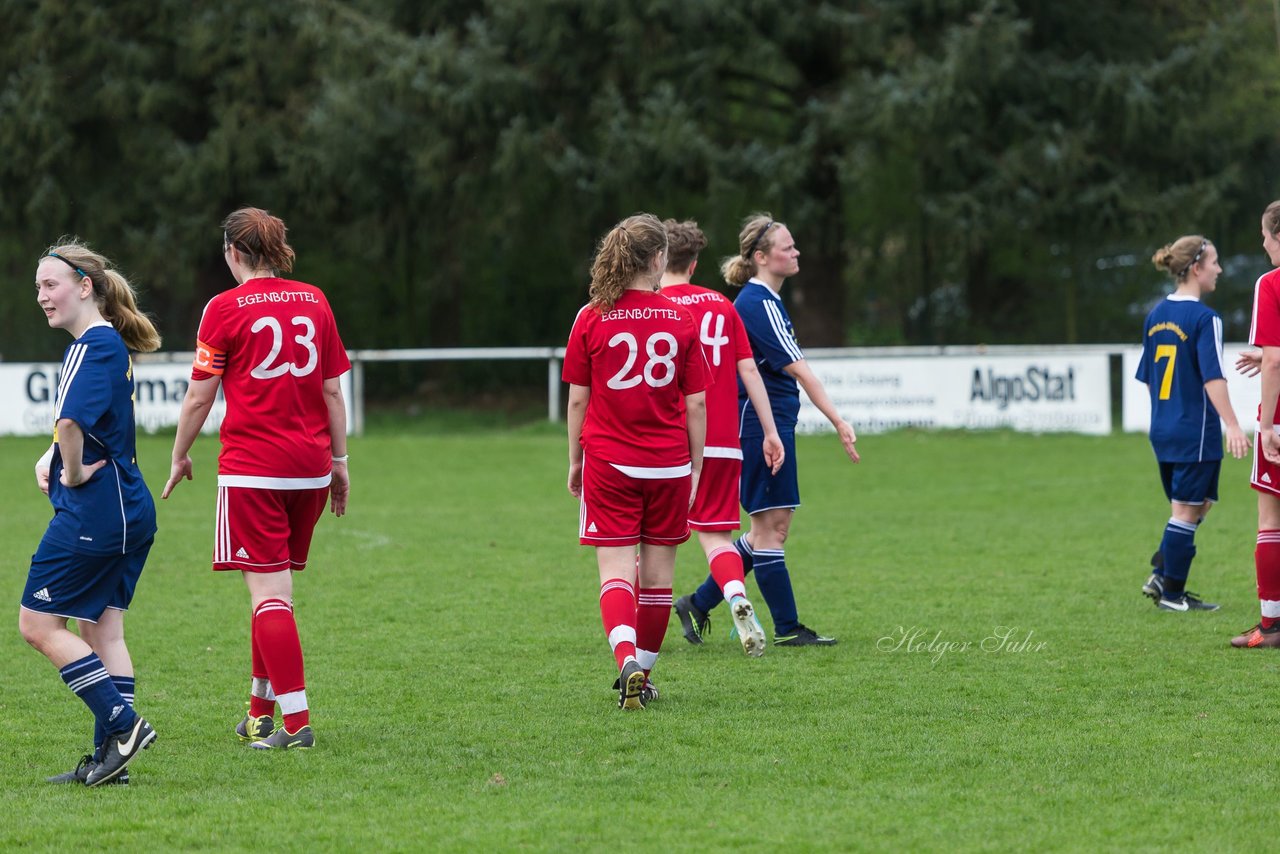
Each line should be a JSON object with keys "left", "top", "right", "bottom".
{"left": 1135, "top": 296, "right": 1226, "bottom": 463}
{"left": 734, "top": 280, "right": 803, "bottom": 435}
{"left": 45, "top": 324, "right": 157, "bottom": 555}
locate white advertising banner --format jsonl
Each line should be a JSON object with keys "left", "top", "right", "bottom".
{"left": 1121, "top": 345, "right": 1260, "bottom": 433}
{"left": 0, "top": 359, "right": 354, "bottom": 437}
{"left": 797, "top": 353, "right": 1112, "bottom": 435}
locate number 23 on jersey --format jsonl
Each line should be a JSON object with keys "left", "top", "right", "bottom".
{"left": 194, "top": 315, "right": 319, "bottom": 380}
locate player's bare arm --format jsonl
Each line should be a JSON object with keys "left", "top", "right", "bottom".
{"left": 162, "top": 376, "right": 220, "bottom": 499}
{"left": 54, "top": 419, "right": 107, "bottom": 487}
{"left": 324, "top": 375, "right": 350, "bottom": 517}
{"left": 1261, "top": 346, "right": 1280, "bottom": 464}
{"left": 566, "top": 383, "right": 590, "bottom": 497}
{"left": 34, "top": 442, "right": 53, "bottom": 495}
{"left": 736, "top": 358, "right": 784, "bottom": 474}
{"left": 1237, "top": 349, "right": 1262, "bottom": 377}
{"left": 1203, "top": 379, "right": 1249, "bottom": 460}
{"left": 685, "top": 390, "right": 706, "bottom": 510}
{"left": 783, "top": 358, "right": 860, "bottom": 463}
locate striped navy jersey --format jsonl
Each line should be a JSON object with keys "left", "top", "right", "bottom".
{"left": 45, "top": 323, "right": 156, "bottom": 555}
{"left": 1135, "top": 295, "right": 1226, "bottom": 462}
{"left": 734, "top": 279, "right": 803, "bottom": 436}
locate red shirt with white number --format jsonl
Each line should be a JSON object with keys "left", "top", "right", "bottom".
{"left": 1251, "top": 268, "right": 1280, "bottom": 424}
{"left": 191, "top": 277, "right": 350, "bottom": 480}
{"left": 563, "top": 289, "right": 709, "bottom": 469}
{"left": 660, "top": 283, "right": 754, "bottom": 455}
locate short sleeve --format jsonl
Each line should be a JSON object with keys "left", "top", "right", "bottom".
{"left": 56, "top": 343, "right": 112, "bottom": 430}
{"left": 730, "top": 307, "right": 753, "bottom": 363}
{"left": 192, "top": 297, "right": 226, "bottom": 381}
{"left": 678, "top": 316, "right": 710, "bottom": 396}
{"left": 321, "top": 301, "right": 351, "bottom": 379}
{"left": 1135, "top": 326, "right": 1151, "bottom": 385}
{"left": 1252, "top": 273, "right": 1280, "bottom": 347}
{"left": 1196, "top": 313, "right": 1225, "bottom": 383}
{"left": 562, "top": 306, "right": 593, "bottom": 386}
{"left": 742, "top": 296, "right": 805, "bottom": 370}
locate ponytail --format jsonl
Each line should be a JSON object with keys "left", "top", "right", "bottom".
{"left": 721, "top": 212, "right": 778, "bottom": 286}
{"left": 1151, "top": 234, "right": 1208, "bottom": 282}
{"left": 588, "top": 214, "right": 667, "bottom": 311}
{"left": 222, "top": 207, "right": 295, "bottom": 275}
{"left": 42, "top": 238, "right": 161, "bottom": 353}
{"left": 101, "top": 269, "right": 162, "bottom": 352}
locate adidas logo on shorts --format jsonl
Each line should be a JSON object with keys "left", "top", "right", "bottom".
{"left": 236, "top": 547, "right": 250, "bottom": 559}
{"left": 33, "top": 587, "right": 52, "bottom": 603}
{"left": 587, "top": 522, "right": 598, "bottom": 534}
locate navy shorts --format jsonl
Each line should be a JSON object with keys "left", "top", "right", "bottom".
{"left": 22, "top": 536, "right": 153, "bottom": 623}
{"left": 740, "top": 430, "right": 800, "bottom": 515}
{"left": 1158, "top": 460, "right": 1221, "bottom": 505}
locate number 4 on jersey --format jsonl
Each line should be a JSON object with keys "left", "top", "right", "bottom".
{"left": 700, "top": 312, "right": 728, "bottom": 367}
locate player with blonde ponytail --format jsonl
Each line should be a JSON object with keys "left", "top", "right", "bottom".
{"left": 675, "top": 212, "right": 857, "bottom": 648}
{"left": 21, "top": 238, "right": 160, "bottom": 786}
{"left": 1136, "top": 234, "right": 1247, "bottom": 612}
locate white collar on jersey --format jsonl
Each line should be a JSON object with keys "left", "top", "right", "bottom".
{"left": 81, "top": 320, "right": 114, "bottom": 332}
{"left": 747, "top": 277, "right": 783, "bottom": 299}
{"left": 1166, "top": 294, "right": 1201, "bottom": 302}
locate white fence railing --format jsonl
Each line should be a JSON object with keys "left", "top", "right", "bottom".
{"left": 0, "top": 344, "right": 1261, "bottom": 436}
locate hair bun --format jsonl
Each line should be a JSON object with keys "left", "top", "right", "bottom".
{"left": 1151, "top": 246, "right": 1174, "bottom": 272}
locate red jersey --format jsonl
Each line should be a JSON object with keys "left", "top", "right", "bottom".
{"left": 661, "top": 283, "right": 754, "bottom": 454}
{"left": 1250, "top": 268, "right": 1280, "bottom": 422}
{"left": 563, "top": 289, "right": 709, "bottom": 468}
{"left": 191, "top": 277, "right": 351, "bottom": 481}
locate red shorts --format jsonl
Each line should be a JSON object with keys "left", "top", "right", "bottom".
{"left": 579, "top": 455, "right": 691, "bottom": 547}
{"left": 214, "top": 486, "right": 329, "bottom": 572}
{"left": 689, "top": 454, "right": 742, "bottom": 531}
{"left": 1253, "top": 428, "right": 1280, "bottom": 497}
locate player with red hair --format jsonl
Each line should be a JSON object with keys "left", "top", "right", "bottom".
{"left": 164, "top": 207, "right": 350, "bottom": 748}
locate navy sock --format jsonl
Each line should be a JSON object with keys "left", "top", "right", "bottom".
{"left": 691, "top": 573, "right": 722, "bottom": 615}
{"left": 1159, "top": 518, "right": 1198, "bottom": 597}
{"left": 692, "top": 537, "right": 756, "bottom": 614}
{"left": 753, "top": 548, "right": 799, "bottom": 635}
{"left": 733, "top": 537, "right": 755, "bottom": 573}
{"left": 60, "top": 653, "right": 136, "bottom": 739}
{"left": 95, "top": 675, "right": 135, "bottom": 761}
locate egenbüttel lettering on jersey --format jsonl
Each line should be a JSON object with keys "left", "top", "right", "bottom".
{"left": 561, "top": 289, "right": 709, "bottom": 469}
{"left": 192, "top": 277, "right": 351, "bottom": 483}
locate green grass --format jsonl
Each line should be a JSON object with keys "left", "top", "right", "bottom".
{"left": 0, "top": 428, "right": 1272, "bottom": 851}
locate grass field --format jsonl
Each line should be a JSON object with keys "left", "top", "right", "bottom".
{"left": 1, "top": 425, "right": 1275, "bottom": 852}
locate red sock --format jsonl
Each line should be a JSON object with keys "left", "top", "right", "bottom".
{"left": 599, "top": 578, "right": 637, "bottom": 670}
{"left": 1257, "top": 531, "right": 1280, "bottom": 628}
{"left": 253, "top": 598, "right": 308, "bottom": 731}
{"left": 635, "top": 587, "right": 672, "bottom": 676}
{"left": 248, "top": 615, "right": 276, "bottom": 719}
{"left": 708, "top": 546, "right": 746, "bottom": 600}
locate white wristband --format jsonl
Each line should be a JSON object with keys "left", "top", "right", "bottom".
{"left": 331, "top": 455, "right": 348, "bottom": 463}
